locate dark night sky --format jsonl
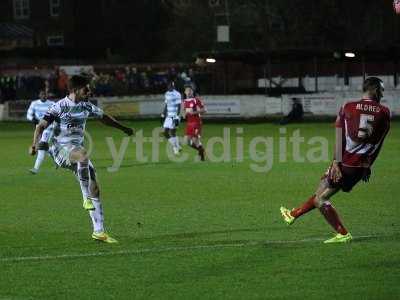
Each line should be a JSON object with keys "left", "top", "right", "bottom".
{"left": 1, "top": 0, "right": 399, "bottom": 62}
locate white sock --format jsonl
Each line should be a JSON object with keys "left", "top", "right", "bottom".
{"left": 174, "top": 136, "right": 180, "bottom": 149}
{"left": 89, "top": 198, "right": 104, "bottom": 233}
{"left": 75, "top": 171, "right": 90, "bottom": 200}
{"left": 168, "top": 137, "right": 175, "bottom": 148}
{"left": 34, "top": 150, "right": 46, "bottom": 170}
{"left": 79, "top": 181, "right": 89, "bottom": 200}
{"left": 77, "top": 161, "right": 90, "bottom": 199}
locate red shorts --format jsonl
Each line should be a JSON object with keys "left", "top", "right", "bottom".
{"left": 322, "top": 163, "right": 368, "bottom": 192}
{"left": 186, "top": 122, "right": 202, "bottom": 137}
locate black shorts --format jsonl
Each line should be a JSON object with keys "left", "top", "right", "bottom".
{"left": 323, "top": 164, "right": 368, "bottom": 192}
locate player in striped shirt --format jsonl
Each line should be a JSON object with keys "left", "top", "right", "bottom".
{"left": 26, "top": 89, "right": 55, "bottom": 174}
{"left": 29, "top": 75, "right": 134, "bottom": 243}
{"left": 161, "top": 81, "right": 182, "bottom": 155}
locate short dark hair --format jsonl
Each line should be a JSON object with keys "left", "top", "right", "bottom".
{"left": 167, "top": 80, "right": 175, "bottom": 90}
{"left": 68, "top": 75, "right": 90, "bottom": 92}
{"left": 363, "top": 77, "right": 383, "bottom": 93}
{"left": 184, "top": 83, "right": 194, "bottom": 90}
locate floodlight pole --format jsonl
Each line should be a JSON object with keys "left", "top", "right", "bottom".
{"left": 362, "top": 55, "right": 366, "bottom": 80}
{"left": 224, "top": 0, "right": 230, "bottom": 25}
{"left": 263, "top": 66, "right": 268, "bottom": 96}
{"left": 268, "top": 57, "right": 272, "bottom": 89}
{"left": 313, "top": 56, "right": 318, "bottom": 92}
{"left": 264, "top": 56, "right": 271, "bottom": 97}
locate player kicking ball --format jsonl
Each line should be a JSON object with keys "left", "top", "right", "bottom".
{"left": 29, "top": 75, "right": 134, "bottom": 243}
{"left": 280, "top": 77, "right": 390, "bottom": 243}
{"left": 183, "top": 84, "right": 206, "bottom": 161}
{"left": 161, "top": 81, "right": 182, "bottom": 155}
{"left": 26, "top": 88, "right": 55, "bottom": 174}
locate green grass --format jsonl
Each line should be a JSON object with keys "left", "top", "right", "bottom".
{"left": 0, "top": 120, "right": 399, "bottom": 300}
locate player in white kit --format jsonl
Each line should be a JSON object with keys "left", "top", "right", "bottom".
{"left": 161, "top": 81, "right": 182, "bottom": 155}
{"left": 29, "top": 75, "right": 134, "bottom": 243}
{"left": 26, "top": 89, "right": 55, "bottom": 174}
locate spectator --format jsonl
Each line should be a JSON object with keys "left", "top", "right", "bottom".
{"left": 0, "top": 64, "right": 204, "bottom": 100}
{"left": 115, "top": 69, "right": 125, "bottom": 82}
{"left": 140, "top": 70, "right": 151, "bottom": 90}
{"left": 0, "top": 76, "right": 16, "bottom": 102}
{"left": 94, "top": 73, "right": 113, "bottom": 96}
{"left": 280, "top": 98, "right": 304, "bottom": 125}
{"left": 57, "top": 69, "right": 69, "bottom": 97}
{"left": 125, "top": 66, "right": 140, "bottom": 92}
{"left": 188, "top": 68, "right": 198, "bottom": 92}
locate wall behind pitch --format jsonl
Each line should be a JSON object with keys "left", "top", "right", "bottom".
{"left": 0, "top": 104, "right": 5, "bottom": 121}
{"left": 3, "top": 92, "right": 400, "bottom": 121}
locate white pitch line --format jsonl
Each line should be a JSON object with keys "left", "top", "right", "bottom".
{"left": 0, "top": 234, "right": 381, "bottom": 263}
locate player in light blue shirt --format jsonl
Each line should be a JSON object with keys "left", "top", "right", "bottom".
{"left": 161, "top": 81, "right": 182, "bottom": 154}
{"left": 26, "top": 89, "right": 55, "bottom": 174}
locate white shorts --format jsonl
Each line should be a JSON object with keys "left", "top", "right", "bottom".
{"left": 49, "top": 143, "right": 82, "bottom": 170}
{"left": 39, "top": 126, "right": 54, "bottom": 144}
{"left": 163, "top": 117, "right": 177, "bottom": 129}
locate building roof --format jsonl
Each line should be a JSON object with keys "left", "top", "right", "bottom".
{"left": 195, "top": 48, "right": 400, "bottom": 64}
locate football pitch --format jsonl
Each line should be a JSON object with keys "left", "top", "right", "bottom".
{"left": 1, "top": 120, "right": 399, "bottom": 300}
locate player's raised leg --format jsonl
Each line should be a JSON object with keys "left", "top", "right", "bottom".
{"left": 281, "top": 178, "right": 330, "bottom": 224}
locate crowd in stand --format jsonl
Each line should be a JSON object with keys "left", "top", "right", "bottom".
{"left": 0, "top": 65, "right": 200, "bottom": 103}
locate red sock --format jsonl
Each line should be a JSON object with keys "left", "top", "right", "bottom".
{"left": 291, "top": 195, "right": 316, "bottom": 218}
{"left": 198, "top": 145, "right": 205, "bottom": 161}
{"left": 319, "top": 202, "right": 348, "bottom": 235}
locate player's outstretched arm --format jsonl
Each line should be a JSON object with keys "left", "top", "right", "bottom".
{"left": 26, "top": 104, "right": 38, "bottom": 124}
{"left": 198, "top": 98, "right": 206, "bottom": 114}
{"left": 334, "top": 127, "right": 343, "bottom": 163}
{"left": 30, "top": 119, "right": 48, "bottom": 155}
{"left": 100, "top": 114, "right": 134, "bottom": 136}
{"left": 369, "top": 118, "right": 390, "bottom": 167}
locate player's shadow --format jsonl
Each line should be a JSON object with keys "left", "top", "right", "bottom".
{"left": 132, "top": 228, "right": 263, "bottom": 243}
{"left": 96, "top": 160, "right": 175, "bottom": 170}
{"left": 260, "top": 233, "right": 394, "bottom": 250}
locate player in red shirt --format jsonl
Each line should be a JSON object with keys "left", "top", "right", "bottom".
{"left": 183, "top": 84, "right": 206, "bottom": 161}
{"left": 280, "top": 77, "right": 391, "bottom": 243}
